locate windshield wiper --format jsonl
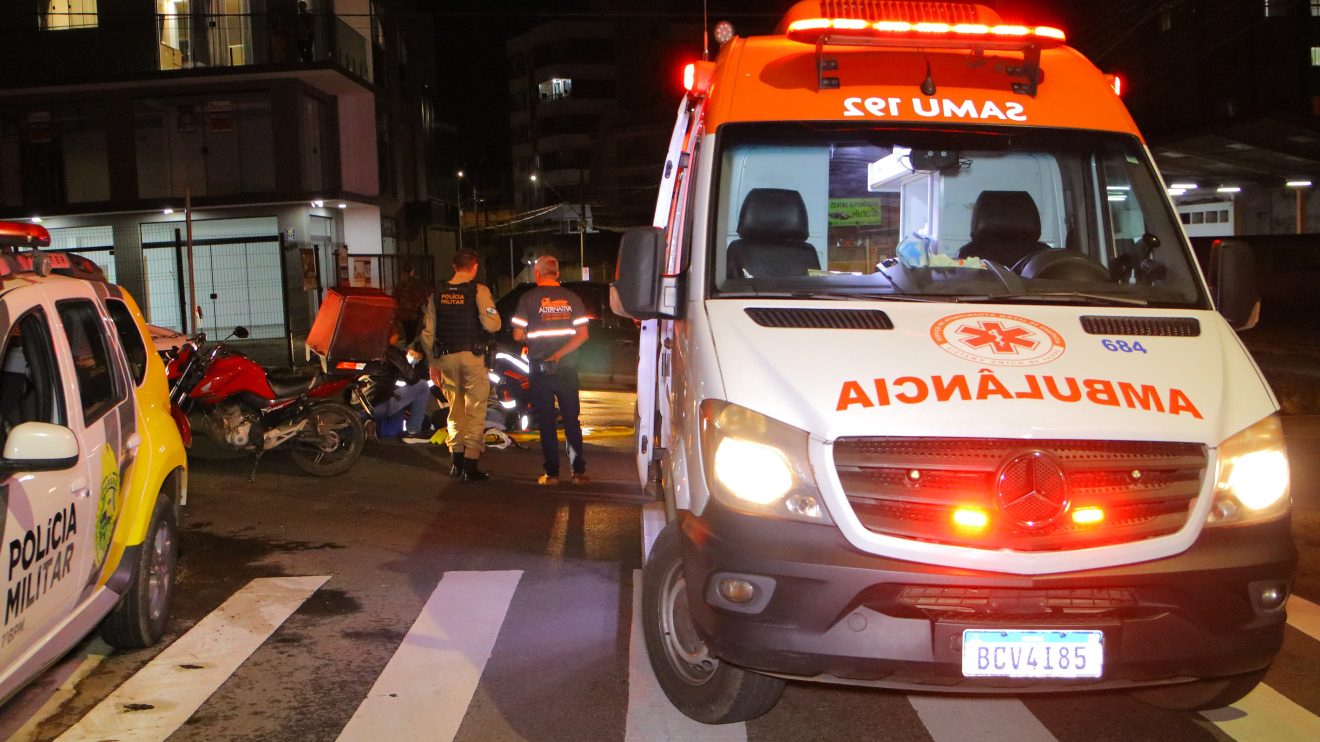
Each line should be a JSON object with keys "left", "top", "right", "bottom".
{"left": 965, "top": 291, "right": 1149, "bottom": 306}
{"left": 722, "top": 290, "right": 1001, "bottom": 303}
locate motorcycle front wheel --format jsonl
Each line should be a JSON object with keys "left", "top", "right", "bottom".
{"left": 289, "top": 400, "right": 365, "bottom": 476}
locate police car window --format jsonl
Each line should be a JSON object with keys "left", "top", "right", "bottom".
{"left": 106, "top": 299, "right": 148, "bottom": 386}
{"left": 1, "top": 309, "right": 66, "bottom": 448}
{"left": 56, "top": 299, "right": 124, "bottom": 424}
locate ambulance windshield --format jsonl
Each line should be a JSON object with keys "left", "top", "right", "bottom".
{"left": 711, "top": 124, "right": 1207, "bottom": 308}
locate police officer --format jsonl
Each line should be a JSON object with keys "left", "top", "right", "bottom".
{"left": 419, "top": 248, "right": 501, "bottom": 481}
{"left": 511, "top": 255, "right": 590, "bottom": 485}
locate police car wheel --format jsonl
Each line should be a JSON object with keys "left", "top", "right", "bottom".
{"left": 1128, "top": 668, "right": 1268, "bottom": 711}
{"left": 101, "top": 492, "right": 177, "bottom": 649}
{"left": 641, "top": 523, "right": 785, "bottom": 723}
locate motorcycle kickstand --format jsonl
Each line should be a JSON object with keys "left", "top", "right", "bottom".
{"left": 248, "top": 450, "right": 265, "bottom": 483}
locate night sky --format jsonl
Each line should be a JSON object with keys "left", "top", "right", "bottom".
{"left": 426, "top": 0, "right": 1132, "bottom": 200}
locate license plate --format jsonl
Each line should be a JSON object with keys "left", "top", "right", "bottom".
{"left": 961, "top": 629, "right": 1104, "bottom": 679}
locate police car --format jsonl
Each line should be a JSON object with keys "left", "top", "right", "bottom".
{"left": 0, "top": 221, "right": 188, "bottom": 704}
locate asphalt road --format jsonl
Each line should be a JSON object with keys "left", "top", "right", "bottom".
{"left": 4, "top": 397, "right": 1320, "bottom": 741}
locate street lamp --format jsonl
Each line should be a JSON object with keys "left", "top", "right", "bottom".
{"left": 455, "top": 170, "right": 465, "bottom": 251}
{"left": 529, "top": 173, "right": 586, "bottom": 279}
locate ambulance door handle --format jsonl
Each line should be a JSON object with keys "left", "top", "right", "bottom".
{"left": 127, "top": 433, "right": 142, "bottom": 451}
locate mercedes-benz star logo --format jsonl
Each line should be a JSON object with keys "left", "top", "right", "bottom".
{"left": 996, "top": 451, "right": 1069, "bottom": 528}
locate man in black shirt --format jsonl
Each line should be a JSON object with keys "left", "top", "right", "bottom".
{"left": 512, "top": 256, "right": 589, "bottom": 485}
{"left": 419, "top": 249, "right": 501, "bottom": 481}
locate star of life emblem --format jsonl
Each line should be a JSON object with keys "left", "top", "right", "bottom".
{"left": 930, "top": 312, "right": 1066, "bottom": 366}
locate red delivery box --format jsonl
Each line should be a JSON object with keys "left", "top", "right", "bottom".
{"left": 306, "top": 287, "right": 396, "bottom": 374}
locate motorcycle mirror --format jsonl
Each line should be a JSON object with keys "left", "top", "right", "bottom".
{"left": 232, "top": 325, "right": 250, "bottom": 339}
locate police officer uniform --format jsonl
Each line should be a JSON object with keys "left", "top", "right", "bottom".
{"left": 419, "top": 274, "right": 500, "bottom": 480}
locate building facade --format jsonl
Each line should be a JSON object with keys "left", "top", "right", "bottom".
{"left": 0, "top": 0, "right": 440, "bottom": 349}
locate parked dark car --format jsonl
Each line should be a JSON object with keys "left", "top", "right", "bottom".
{"left": 494, "top": 281, "right": 638, "bottom": 389}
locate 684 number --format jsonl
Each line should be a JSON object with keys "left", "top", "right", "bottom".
{"left": 1101, "top": 339, "right": 1147, "bottom": 354}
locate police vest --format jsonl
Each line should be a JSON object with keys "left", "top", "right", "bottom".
{"left": 432, "top": 282, "right": 484, "bottom": 355}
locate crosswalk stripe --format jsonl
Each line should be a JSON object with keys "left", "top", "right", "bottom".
{"left": 907, "top": 695, "right": 1058, "bottom": 742}
{"left": 1202, "top": 682, "right": 1320, "bottom": 741}
{"left": 55, "top": 575, "right": 329, "bottom": 742}
{"left": 337, "top": 570, "right": 523, "bottom": 742}
{"left": 624, "top": 570, "right": 747, "bottom": 741}
{"left": 1286, "top": 595, "right": 1320, "bottom": 643}
{"left": 3, "top": 639, "right": 110, "bottom": 742}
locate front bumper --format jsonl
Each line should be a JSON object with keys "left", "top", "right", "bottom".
{"left": 680, "top": 505, "right": 1297, "bottom": 691}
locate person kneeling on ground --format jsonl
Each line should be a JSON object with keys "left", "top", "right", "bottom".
{"left": 371, "top": 324, "right": 433, "bottom": 444}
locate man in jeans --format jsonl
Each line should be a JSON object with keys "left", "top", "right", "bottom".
{"left": 512, "top": 256, "right": 590, "bottom": 485}
{"left": 419, "top": 249, "right": 501, "bottom": 481}
{"left": 368, "top": 324, "right": 433, "bottom": 444}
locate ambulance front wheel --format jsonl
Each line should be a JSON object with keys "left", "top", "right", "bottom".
{"left": 1128, "top": 668, "right": 1267, "bottom": 711}
{"left": 641, "top": 522, "right": 785, "bottom": 724}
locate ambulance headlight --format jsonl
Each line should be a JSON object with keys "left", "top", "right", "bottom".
{"left": 1207, "top": 415, "right": 1290, "bottom": 527}
{"left": 699, "top": 400, "right": 831, "bottom": 524}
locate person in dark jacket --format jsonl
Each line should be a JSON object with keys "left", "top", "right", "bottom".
{"left": 369, "top": 324, "right": 432, "bottom": 443}
{"left": 512, "top": 255, "right": 590, "bottom": 485}
{"left": 418, "top": 249, "right": 501, "bottom": 480}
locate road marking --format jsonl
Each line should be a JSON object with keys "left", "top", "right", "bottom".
{"left": 337, "top": 570, "right": 523, "bottom": 742}
{"left": 2, "top": 639, "right": 110, "bottom": 742}
{"left": 56, "top": 575, "right": 329, "bottom": 742}
{"left": 1286, "top": 595, "right": 1320, "bottom": 643}
{"left": 625, "top": 570, "right": 748, "bottom": 741}
{"left": 641, "top": 502, "right": 665, "bottom": 563}
{"left": 907, "top": 695, "right": 1058, "bottom": 742}
{"left": 1202, "top": 683, "right": 1320, "bottom": 741}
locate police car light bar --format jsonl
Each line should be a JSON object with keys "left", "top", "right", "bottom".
{"left": 0, "top": 220, "right": 51, "bottom": 247}
{"left": 785, "top": 17, "right": 1066, "bottom": 47}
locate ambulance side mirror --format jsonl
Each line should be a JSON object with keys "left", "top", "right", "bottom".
{"left": 1210, "top": 239, "right": 1260, "bottom": 331}
{"left": 611, "top": 227, "right": 677, "bottom": 320}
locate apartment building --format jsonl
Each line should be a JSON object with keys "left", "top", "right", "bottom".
{"left": 0, "top": 0, "right": 439, "bottom": 347}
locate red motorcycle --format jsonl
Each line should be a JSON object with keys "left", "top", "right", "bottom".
{"left": 167, "top": 326, "right": 365, "bottom": 478}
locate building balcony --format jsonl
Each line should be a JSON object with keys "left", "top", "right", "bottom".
{"left": 0, "top": 10, "right": 371, "bottom": 89}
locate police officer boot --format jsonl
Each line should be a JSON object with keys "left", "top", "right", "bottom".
{"left": 449, "top": 450, "right": 463, "bottom": 478}
{"left": 460, "top": 456, "right": 490, "bottom": 482}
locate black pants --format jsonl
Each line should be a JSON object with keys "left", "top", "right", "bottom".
{"left": 529, "top": 365, "right": 584, "bottom": 476}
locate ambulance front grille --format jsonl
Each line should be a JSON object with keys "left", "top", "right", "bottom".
{"left": 834, "top": 437, "right": 1207, "bottom": 551}
{"left": 1079, "top": 316, "right": 1201, "bottom": 337}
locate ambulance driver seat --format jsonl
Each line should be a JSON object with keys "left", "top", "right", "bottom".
{"left": 726, "top": 188, "right": 821, "bottom": 280}
{"left": 957, "top": 190, "right": 1052, "bottom": 267}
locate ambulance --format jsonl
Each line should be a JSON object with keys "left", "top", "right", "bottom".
{"left": 612, "top": 1, "right": 1297, "bottom": 723}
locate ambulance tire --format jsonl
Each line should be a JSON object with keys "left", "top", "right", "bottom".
{"left": 1128, "top": 668, "right": 1268, "bottom": 711}
{"left": 101, "top": 493, "right": 177, "bottom": 648}
{"left": 642, "top": 523, "right": 785, "bottom": 723}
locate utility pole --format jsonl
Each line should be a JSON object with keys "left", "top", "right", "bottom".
{"left": 578, "top": 167, "right": 586, "bottom": 280}
{"left": 185, "top": 186, "right": 198, "bottom": 335}
{"left": 455, "top": 170, "right": 465, "bottom": 251}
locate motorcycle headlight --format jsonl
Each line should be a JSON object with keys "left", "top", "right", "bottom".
{"left": 1206, "top": 415, "right": 1290, "bottom": 527}
{"left": 699, "top": 400, "right": 831, "bottom": 524}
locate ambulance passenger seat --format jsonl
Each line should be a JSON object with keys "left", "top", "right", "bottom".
{"left": 726, "top": 188, "right": 821, "bottom": 279}
{"left": 957, "top": 190, "right": 1052, "bottom": 266}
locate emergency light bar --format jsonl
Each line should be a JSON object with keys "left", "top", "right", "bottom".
{"left": 785, "top": 17, "right": 1066, "bottom": 47}
{"left": 0, "top": 220, "right": 51, "bottom": 247}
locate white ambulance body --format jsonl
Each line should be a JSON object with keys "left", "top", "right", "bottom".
{"left": 612, "top": 0, "right": 1295, "bottom": 724}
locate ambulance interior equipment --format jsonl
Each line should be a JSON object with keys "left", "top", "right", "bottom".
{"left": 714, "top": 126, "right": 1198, "bottom": 306}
